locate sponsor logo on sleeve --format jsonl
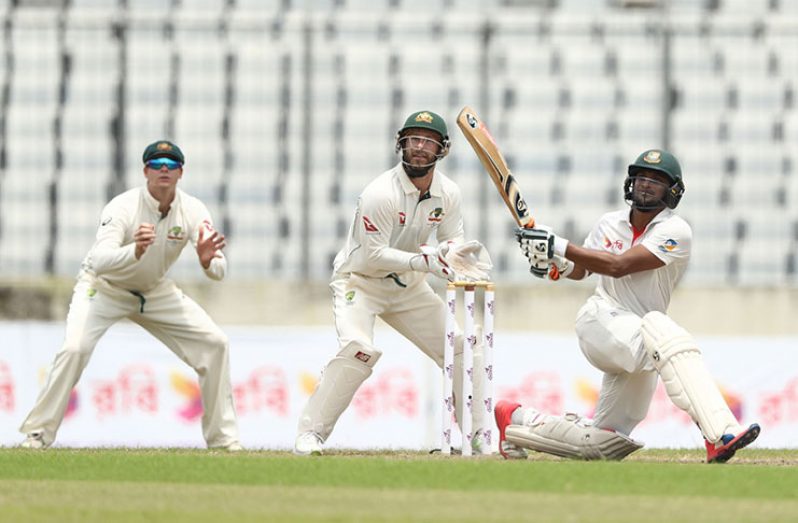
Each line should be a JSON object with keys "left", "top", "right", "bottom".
{"left": 658, "top": 239, "right": 678, "bottom": 253}
{"left": 101, "top": 217, "right": 112, "bottom": 226}
{"left": 362, "top": 216, "right": 379, "bottom": 234}
{"left": 354, "top": 351, "right": 371, "bottom": 363}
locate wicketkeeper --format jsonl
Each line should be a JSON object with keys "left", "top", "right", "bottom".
{"left": 19, "top": 140, "right": 241, "bottom": 451}
{"left": 495, "top": 149, "right": 760, "bottom": 463}
{"left": 294, "top": 110, "right": 492, "bottom": 455}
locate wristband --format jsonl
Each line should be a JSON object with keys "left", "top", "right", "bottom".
{"left": 552, "top": 235, "right": 569, "bottom": 257}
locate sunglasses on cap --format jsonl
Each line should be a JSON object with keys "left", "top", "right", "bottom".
{"left": 146, "top": 158, "right": 182, "bottom": 170}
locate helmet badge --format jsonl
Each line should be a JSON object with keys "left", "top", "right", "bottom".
{"left": 415, "top": 112, "right": 434, "bottom": 124}
{"left": 643, "top": 150, "right": 662, "bottom": 164}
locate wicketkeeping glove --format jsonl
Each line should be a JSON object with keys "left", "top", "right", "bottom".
{"left": 410, "top": 244, "right": 456, "bottom": 281}
{"left": 443, "top": 240, "right": 493, "bottom": 282}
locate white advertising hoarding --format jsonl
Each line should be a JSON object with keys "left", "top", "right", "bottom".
{"left": 0, "top": 322, "right": 795, "bottom": 450}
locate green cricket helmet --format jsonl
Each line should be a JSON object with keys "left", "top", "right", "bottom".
{"left": 624, "top": 149, "right": 685, "bottom": 209}
{"left": 395, "top": 110, "right": 451, "bottom": 159}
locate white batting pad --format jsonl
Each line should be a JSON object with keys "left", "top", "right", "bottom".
{"left": 641, "top": 311, "right": 740, "bottom": 443}
{"left": 297, "top": 342, "right": 380, "bottom": 442}
{"left": 505, "top": 413, "right": 643, "bottom": 460}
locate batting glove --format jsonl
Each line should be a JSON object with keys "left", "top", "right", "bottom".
{"left": 515, "top": 227, "right": 570, "bottom": 279}
{"left": 548, "top": 255, "right": 575, "bottom": 281}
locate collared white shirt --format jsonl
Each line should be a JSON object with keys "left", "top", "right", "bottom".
{"left": 584, "top": 208, "right": 691, "bottom": 317}
{"left": 333, "top": 163, "right": 465, "bottom": 278}
{"left": 81, "top": 186, "right": 226, "bottom": 292}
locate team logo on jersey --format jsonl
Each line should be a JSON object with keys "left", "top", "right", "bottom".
{"left": 362, "top": 216, "right": 379, "bottom": 234}
{"left": 658, "top": 239, "right": 678, "bottom": 253}
{"left": 345, "top": 290, "right": 355, "bottom": 303}
{"left": 398, "top": 212, "right": 406, "bottom": 226}
{"left": 167, "top": 226, "right": 186, "bottom": 241}
{"left": 603, "top": 236, "right": 624, "bottom": 251}
{"left": 428, "top": 208, "right": 444, "bottom": 223}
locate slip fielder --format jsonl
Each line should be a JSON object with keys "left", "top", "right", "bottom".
{"left": 19, "top": 140, "right": 241, "bottom": 451}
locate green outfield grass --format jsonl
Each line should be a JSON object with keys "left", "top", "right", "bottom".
{"left": 1, "top": 448, "right": 797, "bottom": 522}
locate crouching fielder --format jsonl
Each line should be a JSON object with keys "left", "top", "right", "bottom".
{"left": 294, "top": 111, "right": 492, "bottom": 455}
{"left": 19, "top": 140, "right": 240, "bottom": 451}
{"left": 495, "top": 149, "right": 759, "bottom": 463}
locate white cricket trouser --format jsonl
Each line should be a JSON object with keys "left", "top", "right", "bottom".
{"left": 574, "top": 295, "right": 658, "bottom": 436}
{"left": 299, "top": 271, "right": 484, "bottom": 441}
{"left": 334, "top": 273, "right": 452, "bottom": 366}
{"left": 19, "top": 274, "right": 239, "bottom": 448}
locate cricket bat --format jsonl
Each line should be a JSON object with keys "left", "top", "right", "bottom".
{"left": 456, "top": 106, "right": 535, "bottom": 229}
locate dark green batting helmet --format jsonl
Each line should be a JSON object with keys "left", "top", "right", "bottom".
{"left": 396, "top": 110, "right": 451, "bottom": 158}
{"left": 624, "top": 149, "right": 685, "bottom": 209}
{"left": 399, "top": 110, "right": 449, "bottom": 140}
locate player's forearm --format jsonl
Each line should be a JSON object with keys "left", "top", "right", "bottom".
{"left": 202, "top": 256, "right": 226, "bottom": 280}
{"left": 565, "top": 244, "right": 632, "bottom": 278}
{"left": 366, "top": 246, "right": 416, "bottom": 273}
{"left": 84, "top": 243, "right": 138, "bottom": 275}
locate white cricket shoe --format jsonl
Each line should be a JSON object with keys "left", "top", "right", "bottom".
{"left": 293, "top": 432, "right": 323, "bottom": 456}
{"left": 21, "top": 431, "right": 48, "bottom": 450}
{"left": 224, "top": 442, "right": 244, "bottom": 452}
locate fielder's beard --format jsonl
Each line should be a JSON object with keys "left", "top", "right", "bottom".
{"left": 401, "top": 151, "right": 437, "bottom": 178}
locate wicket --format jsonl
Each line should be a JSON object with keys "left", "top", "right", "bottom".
{"left": 441, "top": 281, "right": 495, "bottom": 456}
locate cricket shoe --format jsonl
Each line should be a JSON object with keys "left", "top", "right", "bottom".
{"left": 21, "top": 431, "right": 49, "bottom": 450}
{"left": 494, "top": 400, "right": 527, "bottom": 460}
{"left": 705, "top": 423, "right": 761, "bottom": 464}
{"left": 294, "top": 431, "right": 323, "bottom": 456}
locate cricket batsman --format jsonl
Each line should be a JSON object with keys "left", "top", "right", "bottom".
{"left": 294, "top": 110, "right": 493, "bottom": 455}
{"left": 494, "top": 149, "right": 760, "bottom": 463}
{"left": 19, "top": 140, "right": 241, "bottom": 451}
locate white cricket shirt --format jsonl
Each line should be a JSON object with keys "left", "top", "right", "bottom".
{"left": 583, "top": 208, "right": 691, "bottom": 316}
{"left": 81, "top": 186, "right": 226, "bottom": 292}
{"left": 333, "top": 163, "right": 465, "bottom": 278}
